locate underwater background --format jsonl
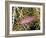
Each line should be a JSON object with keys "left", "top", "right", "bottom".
{"left": 12, "top": 7, "right": 40, "bottom": 31}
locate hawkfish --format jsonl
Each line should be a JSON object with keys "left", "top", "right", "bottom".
{"left": 19, "top": 16, "right": 36, "bottom": 25}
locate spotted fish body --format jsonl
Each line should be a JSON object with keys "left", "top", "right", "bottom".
{"left": 19, "top": 16, "right": 36, "bottom": 25}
